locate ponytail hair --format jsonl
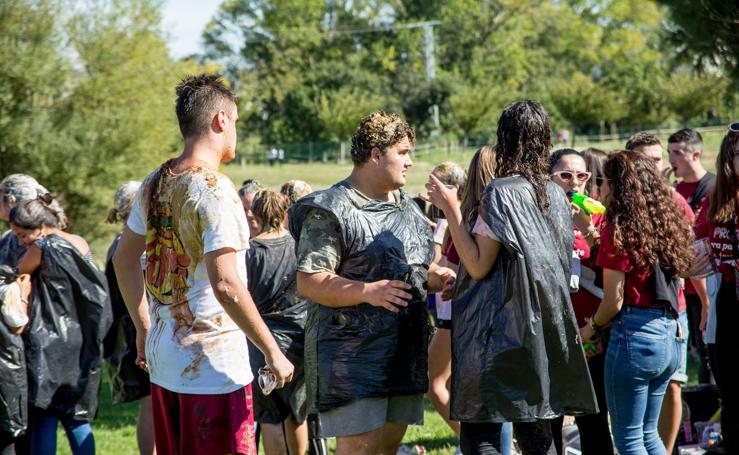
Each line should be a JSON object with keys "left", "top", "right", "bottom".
{"left": 252, "top": 190, "right": 289, "bottom": 233}
{"left": 9, "top": 194, "right": 67, "bottom": 230}
{"left": 107, "top": 181, "right": 141, "bottom": 224}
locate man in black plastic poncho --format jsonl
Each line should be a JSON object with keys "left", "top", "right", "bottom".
{"left": 289, "top": 111, "right": 455, "bottom": 455}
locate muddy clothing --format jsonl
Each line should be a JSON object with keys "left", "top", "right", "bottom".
{"left": 289, "top": 180, "right": 435, "bottom": 412}
{"left": 23, "top": 235, "right": 111, "bottom": 421}
{"left": 450, "top": 176, "right": 598, "bottom": 423}
{"left": 246, "top": 235, "right": 307, "bottom": 424}
{"left": 127, "top": 161, "right": 251, "bottom": 394}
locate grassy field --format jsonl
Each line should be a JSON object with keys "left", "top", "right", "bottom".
{"left": 221, "top": 129, "right": 727, "bottom": 196}
{"left": 62, "top": 129, "right": 723, "bottom": 453}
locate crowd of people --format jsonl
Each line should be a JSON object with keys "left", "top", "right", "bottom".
{"left": 0, "top": 73, "right": 737, "bottom": 455}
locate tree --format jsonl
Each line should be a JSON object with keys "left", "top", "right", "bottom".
{"left": 657, "top": 0, "right": 739, "bottom": 78}
{"left": 660, "top": 70, "right": 728, "bottom": 124}
{"left": 549, "top": 72, "right": 625, "bottom": 145}
{"left": 1, "top": 0, "right": 201, "bottom": 240}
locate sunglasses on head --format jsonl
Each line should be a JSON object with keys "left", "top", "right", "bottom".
{"left": 551, "top": 170, "right": 592, "bottom": 182}
{"left": 729, "top": 122, "right": 739, "bottom": 133}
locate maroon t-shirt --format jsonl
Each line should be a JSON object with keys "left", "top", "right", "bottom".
{"left": 695, "top": 197, "right": 737, "bottom": 283}
{"left": 596, "top": 222, "right": 687, "bottom": 311}
{"left": 596, "top": 224, "right": 656, "bottom": 308}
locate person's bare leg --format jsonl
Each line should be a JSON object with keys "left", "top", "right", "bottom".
{"left": 378, "top": 423, "right": 409, "bottom": 455}
{"left": 658, "top": 381, "right": 682, "bottom": 454}
{"left": 427, "top": 329, "right": 460, "bottom": 436}
{"left": 284, "top": 417, "right": 308, "bottom": 455}
{"left": 261, "top": 423, "right": 288, "bottom": 455}
{"left": 335, "top": 427, "right": 383, "bottom": 455}
{"left": 137, "top": 396, "right": 156, "bottom": 455}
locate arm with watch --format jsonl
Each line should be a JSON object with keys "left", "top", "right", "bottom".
{"left": 579, "top": 268, "right": 626, "bottom": 343}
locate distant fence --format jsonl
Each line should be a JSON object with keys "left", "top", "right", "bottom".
{"left": 234, "top": 122, "right": 734, "bottom": 166}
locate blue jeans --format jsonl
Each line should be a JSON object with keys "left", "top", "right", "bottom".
{"left": 29, "top": 407, "right": 95, "bottom": 455}
{"left": 500, "top": 422, "right": 513, "bottom": 455}
{"left": 604, "top": 306, "right": 682, "bottom": 455}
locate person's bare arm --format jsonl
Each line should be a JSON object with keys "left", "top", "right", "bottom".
{"left": 580, "top": 268, "right": 626, "bottom": 342}
{"left": 17, "top": 244, "right": 42, "bottom": 275}
{"left": 205, "top": 248, "right": 294, "bottom": 387}
{"left": 112, "top": 227, "right": 150, "bottom": 369}
{"left": 426, "top": 174, "right": 501, "bottom": 280}
{"left": 427, "top": 262, "right": 456, "bottom": 294}
{"left": 690, "top": 276, "right": 710, "bottom": 331}
{"left": 297, "top": 271, "right": 412, "bottom": 313}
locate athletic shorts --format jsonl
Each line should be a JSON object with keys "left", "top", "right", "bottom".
{"left": 150, "top": 383, "right": 256, "bottom": 455}
{"left": 319, "top": 394, "right": 424, "bottom": 437}
{"left": 670, "top": 310, "right": 689, "bottom": 385}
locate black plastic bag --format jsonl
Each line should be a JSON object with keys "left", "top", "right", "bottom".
{"left": 102, "top": 235, "right": 151, "bottom": 404}
{"left": 23, "top": 234, "right": 112, "bottom": 421}
{"left": 289, "top": 181, "right": 435, "bottom": 412}
{"left": 450, "top": 177, "right": 598, "bottom": 422}
{"left": 0, "top": 265, "right": 27, "bottom": 436}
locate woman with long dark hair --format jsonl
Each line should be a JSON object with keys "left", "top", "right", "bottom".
{"left": 427, "top": 101, "right": 596, "bottom": 454}
{"left": 580, "top": 150, "right": 694, "bottom": 455}
{"left": 10, "top": 197, "right": 111, "bottom": 455}
{"left": 694, "top": 124, "right": 739, "bottom": 453}
{"left": 548, "top": 148, "right": 613, "bottom": 455}
{"left": 246, "top": 190, "right": 308, "bottom": 455}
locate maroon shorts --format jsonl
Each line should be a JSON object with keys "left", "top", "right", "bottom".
{"left": 150, "top": 383, "right": 257, "bottom": 455}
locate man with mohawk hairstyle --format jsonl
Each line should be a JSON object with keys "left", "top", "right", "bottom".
{"left": 113, "top": 74, "right": 293, "bottom": 455}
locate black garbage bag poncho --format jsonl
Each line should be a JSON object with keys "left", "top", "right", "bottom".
{"left": 450, "top": 176, "right": 598, "bottom": 423}
{"left": 0, "top": 265, "right": 27, "bottom": 437}
{"left": 289, "top": 181, "right": 435, "bottom": 412}
{"left": 102, "top": 235, "right": 150, "bottom": 404}
{"left": 24, "top": 234, "right": 112, "bottom": 421}
{"left": 246, "top": 235, "right": 307, "bottom": 423}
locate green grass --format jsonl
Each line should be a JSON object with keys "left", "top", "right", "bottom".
{"left": 62, "top": 129, "right": 723, "bottom": 453}
{"left": 54, "top": 377, "right": 458, "bottom": 454}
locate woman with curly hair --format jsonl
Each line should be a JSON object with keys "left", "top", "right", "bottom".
{"left": 694, "top": 124, "right": 739, "bottom": 453}
{"left": 579, "top": 150, "right": 694, "bottom": 455}
{"left": 427, "top": 101, "right": 596, "bottom": 455}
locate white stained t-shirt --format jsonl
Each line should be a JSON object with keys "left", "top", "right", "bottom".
{"left": 127, "top": 163, "right": 252, "bottom": 394}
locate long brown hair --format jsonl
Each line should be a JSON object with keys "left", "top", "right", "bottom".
{"left": 252, "top": 190, "right": 289, "bottom": 234}
{"left": 460, "top": 145, "right": 496, "bottom": 223}
{"left": 603, "top": 150, "right": 693, "bottom": 275}
{"left": 708, "top": 131, "right": 739, "bottom": 223}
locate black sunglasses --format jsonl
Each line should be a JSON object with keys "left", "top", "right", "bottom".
{"left": 729, "top": 122, "right": 739, "bottom": 133}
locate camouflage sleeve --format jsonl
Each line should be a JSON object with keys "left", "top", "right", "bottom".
{"left": 296, "top": 208, "right": 341, "bottom": 274}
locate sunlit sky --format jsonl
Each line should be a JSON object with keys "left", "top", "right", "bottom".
{"left": 161, "top": 0, "right": 224, "bottom": 58}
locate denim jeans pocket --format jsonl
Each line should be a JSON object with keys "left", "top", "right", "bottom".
{"left": 625, "top": 331, "right": 669, "bottom": 377}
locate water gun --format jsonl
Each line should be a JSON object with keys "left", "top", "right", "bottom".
{"left": 568, "top": 192, "right": 606, "bottom": 215}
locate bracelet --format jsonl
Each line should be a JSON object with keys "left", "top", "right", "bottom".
{"left": 588, "top": 317, "right": 602, "bottom": 332}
